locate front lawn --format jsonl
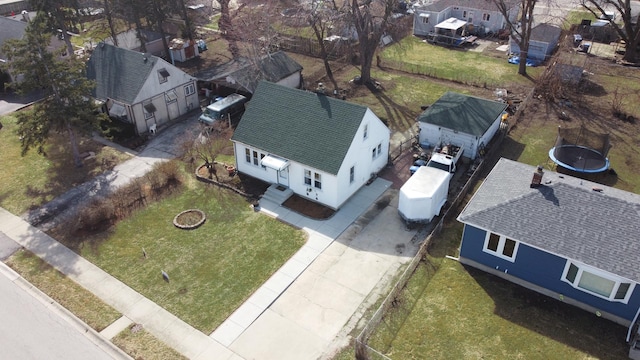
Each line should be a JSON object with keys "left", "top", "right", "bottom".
{"left": 368, "top": 221, "right": 629, "bottom": 359}
{"left": 76, "top": 175, "right": 306, "bottom": 333}
{"left": 0, "top": 113, "right": 131, "bottom": 215}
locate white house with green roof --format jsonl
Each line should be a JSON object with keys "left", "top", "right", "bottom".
{"left": 417, "top": 91, "right": 508, "bottom": 159}
{"left": 86, "top": 43, "right": 198, "bottom": 135}
{"left": 231, "top": 81, "right": 390, "bottom": 210}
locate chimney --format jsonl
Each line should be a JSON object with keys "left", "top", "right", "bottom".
{"left": 530, "top": 165, "right": 544, "bottom": 188}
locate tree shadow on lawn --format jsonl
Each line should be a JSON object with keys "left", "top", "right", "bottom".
{"left": 465, "top": 265, "right": 629, "bottom": 358}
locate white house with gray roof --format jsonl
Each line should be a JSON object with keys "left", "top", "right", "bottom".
{"left": 458, "top": 158, "right": 640, "bottom": 341}
{"left": 413, "top": 0, "right": 519, "bottom": 37}
{"left": 231, "top": 81, "right": 390, "bottom": 210}
{"left": 86, "top": 43, "right": 198, "bottom": 135}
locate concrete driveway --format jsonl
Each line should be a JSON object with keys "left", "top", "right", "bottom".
{"left": 228, "top": 190, "right": 421, "bottom": 360}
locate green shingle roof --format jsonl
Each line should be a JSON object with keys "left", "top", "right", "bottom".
{"left": 232, "top": 81, "right": 369, "bottom": 175}
{"left": 418, "top": 92, "right": 507, "bottom": 136}
{"left": 86, "top": 43, "right": 156, "bottom": 104}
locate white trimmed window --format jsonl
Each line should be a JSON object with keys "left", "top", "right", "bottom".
{"left": 252, "top": 151, "right": 259, "bottom": 165}
{"left": 157, "top": 68, "right": 170, "bottom": 83}
{"left": 184, "top": 83, "right": 195, "bottom": 96}
{"left": 245, "top": 148, "right": 251, "bottom": 163}
{"left": 165, "top": 90, "right": 177, "bottom": 103}
{"left": 562, "top": 261, "right": 634, "bottom": 303}
{"left": 377, "top": 143, "right": 382, "bottom": 156}
{"left": 482, "top": 13, "right": 490, "bottom": 21}
{"left": 363, "top": 124, "right": 368, "bottom": 140}
{"left": 304, "top": 169, "right": 312, "bottom": 185}
{"left": 314, "top": 173, "right": 322, "bottom": 189}
{"left": 483, "top": 232, "right": 518, "bottom": 262}
{"left": 350, "top": 166, "right": 355, "bottom": 184}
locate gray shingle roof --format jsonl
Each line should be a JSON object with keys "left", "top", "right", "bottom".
{"left": 104, "top": 29, "right": 165, "bottom": 50}
{"left": 418, "top": 92, "right": 507, "bottom": 136}
{"left": 458, "top": 158, "right": 640, "bottom": 282}
{"left": 231, "top": 81, "right": 369, "bottom": 175}
{"left": 195, "top": 51, "right": 303, "bottom": 93}
{"left": 0, "top": 17, "right": 27, "bottom": 59}
{"left": 86, "top": 43, "right": 157, "bottom": 104}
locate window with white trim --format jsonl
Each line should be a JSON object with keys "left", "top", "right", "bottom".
{"left": 372, "top": 148, "right": 376, "bottom": 160}
{"left": 350, "top": 166, "right": 355, "bottom": 184}
{"left": 463, "top": 10, "right": 467, "bottom": 18}
{"left": 143, "top": 102, "right": 156, "bottom": 119}
{"left": 252, "top": 151, "right": 259, "bottom": 165}
{"left": 421, "top": 15, "right": 429, "bottom": 24}
{"left": 363, "top": 124, "right": 368, "bottom": 140}
{"left": 483, "top": 232, "right": 518, "bottom": 262}
{"left": 304, "top": 169, "right": 312, "bottom": 186}
{"left": 245, "top": 148, "right": 251, "bottom": 163}
{"left": 482, "top": 13, "right": 490, "bottom": 21}
{"left": 377, "top": 143, "right": 382, "bottom": 156}
{"left": 562, "top": 261, "right": 634, "bottom": 303}
{"left": 314, "top": 172, "right": 322, "bottom": 189}
{"left": 184, "top": 83, "right": 195, "bottom": 96}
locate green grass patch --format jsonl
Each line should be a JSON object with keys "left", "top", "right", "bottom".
{"left": 203, "top": 14, "right": 221, "bottom": 31}
{"left": 380, "top": 36, "right": 542, "bottom": 88}
{"left": 0, "top": 113, "right": 131, "bottom": 214}
{"left": 113, "top": 326, "right": 187, "bottom": 360}
{"left": 77, "top": 178, "right": 306, "bottom": 333}
{"left": 5, "top": 249, "right": 121, "bottom": 331}
{"left": 564, "top": 9, "right": 597, "bottom": 30}
{"left": 368, "top": 222, "right": 629, "bottom": 359}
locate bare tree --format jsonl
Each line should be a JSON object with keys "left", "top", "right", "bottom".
{"left": 180, "top": 125, "right": 233, "bottom": 180}
{"left": 307, "top": 0, "right": 344, "bottom": 91}
{"left": 494, "top": 0, "right": 537, "bottom": 76}
{"left": 219, "top": 0, "right": 242, "bottom": 58}
{"left": 348, "top": 0, "right": 396, "bottom": 86}
{"left": 580, "top": 0, "right": 640, "bottom": 62}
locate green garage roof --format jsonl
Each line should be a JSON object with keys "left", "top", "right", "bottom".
{"left": 418, "top": 92, "right": 507, "bottom": 136}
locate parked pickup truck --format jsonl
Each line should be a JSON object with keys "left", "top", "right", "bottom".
{"left": 410, "top": 143, "right": 464, "bottom": 175}
{"left": 426, "top": 144, "right": 463, "bottom": 173}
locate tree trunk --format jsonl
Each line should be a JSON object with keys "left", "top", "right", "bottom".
{"left": 178, "top": 0, "right": 193, "bottom": 41}
{"left": 67, "top": 122, "right": 83, "bottom": 168}
{"left": 54, "top": 8, "right": 75, "bottom": 57}
{"left": 104, "top": 0, "right": 118, "bottom": 46}
{"left": 518, "top": 50, "right": 527, "bottom": 75}
{"left": 132, "top": 6, "right": 146, "bottom": 53}
{"left": 623, "top": 36, "right": 639, "bottom": 62}
{"left": 359, "top": 40, "right": 375, "bottom": 84}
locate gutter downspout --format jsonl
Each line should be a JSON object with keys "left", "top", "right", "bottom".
{"left": 627, "top": 306, "right": 640, "bottom": 343}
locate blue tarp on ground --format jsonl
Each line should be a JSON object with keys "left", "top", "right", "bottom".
{"left": 508, "top": 56, "right": 540, "bottom": 67}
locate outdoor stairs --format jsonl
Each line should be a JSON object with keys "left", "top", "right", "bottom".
{"left": 261, "top": 184, "right": 294, "bottom": 206}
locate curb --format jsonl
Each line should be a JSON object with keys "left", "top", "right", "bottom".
{"left": 0, "top": 262, "right": 133, "bottom": 360}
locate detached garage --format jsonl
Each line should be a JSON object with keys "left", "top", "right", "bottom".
{"left": 510, "top": 23, "right": 561, "bottom": 62}
{"left": 417, "top": 92, "right": 508, "bottom": 159}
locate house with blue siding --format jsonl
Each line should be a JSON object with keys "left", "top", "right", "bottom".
{"left": 457, "top": 158, "right": 640, "bottom": 341}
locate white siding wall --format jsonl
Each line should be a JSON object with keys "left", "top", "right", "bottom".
{"left": 276, "top": 72, "right": 302, "bottom": 89}
{"left": 476, "top": 116, "right": 502, "bottom": 156}
{"left": 419, "top": 121, "right": 500, "bottom": 160}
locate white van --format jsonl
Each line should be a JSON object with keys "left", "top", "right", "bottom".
{"left": 199, "top": 94, "right": 247, "bottom": 126}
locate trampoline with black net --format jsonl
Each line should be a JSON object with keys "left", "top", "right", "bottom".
{"left": 548, "top": 126, "right": 611, "bottom": 173}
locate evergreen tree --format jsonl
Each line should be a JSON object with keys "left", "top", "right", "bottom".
{"left": 3, "top": 14, "right": 103, "bottom": 167}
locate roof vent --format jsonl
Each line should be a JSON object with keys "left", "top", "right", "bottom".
{"left": 530, "top": 165, "right": 544, "bottom": 188}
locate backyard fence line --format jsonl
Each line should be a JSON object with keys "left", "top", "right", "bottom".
{"left": 354, "top": 126, "right": 511, "bottom": 360}
{"left": 377, "top": 58, "right": 500, "bottom": 89}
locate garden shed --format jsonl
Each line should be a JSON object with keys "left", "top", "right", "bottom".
{"left": 417, "top": 92, "right": 508, "bottom": 159}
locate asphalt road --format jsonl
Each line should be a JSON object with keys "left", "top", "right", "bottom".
{"left": 0, "top": 263, "right": 127, "bottom": 360}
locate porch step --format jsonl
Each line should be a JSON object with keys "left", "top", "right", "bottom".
{"left": 261, "top": 184, "right": 294, "bottom": 206}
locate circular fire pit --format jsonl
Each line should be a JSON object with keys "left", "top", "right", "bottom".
{"left": 173, "top": 209, "right": 206, "bottom": 229}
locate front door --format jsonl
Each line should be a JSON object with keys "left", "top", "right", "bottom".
{"left": 278, "top": 167, "right": 289, "bottom": 187}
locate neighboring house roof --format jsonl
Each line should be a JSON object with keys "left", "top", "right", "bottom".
{"left": 419, "top": 0, "right": 517, "bottom": 12}
{"left": 86, "top": 43, "right": 157, "bottom": 104}
{"left": 232, "top": 81, "right": 369, "bottom": 175}
{"left": 0, "top": 17, "right": 27, "bottom": 59}
{"left": 194, "top": 51, "right": 303, "bottom": 93}
{"left": 104, "top": 29, "right": 166, "bottom": 50}
{"left": 530, "top": 23, "right": 562, "bottom": 43}
{"left": 458, "top": 158, "right": 640, "bottom": 283}
{"left": 417, "top": 92, "right": 508, "bottom": 136}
